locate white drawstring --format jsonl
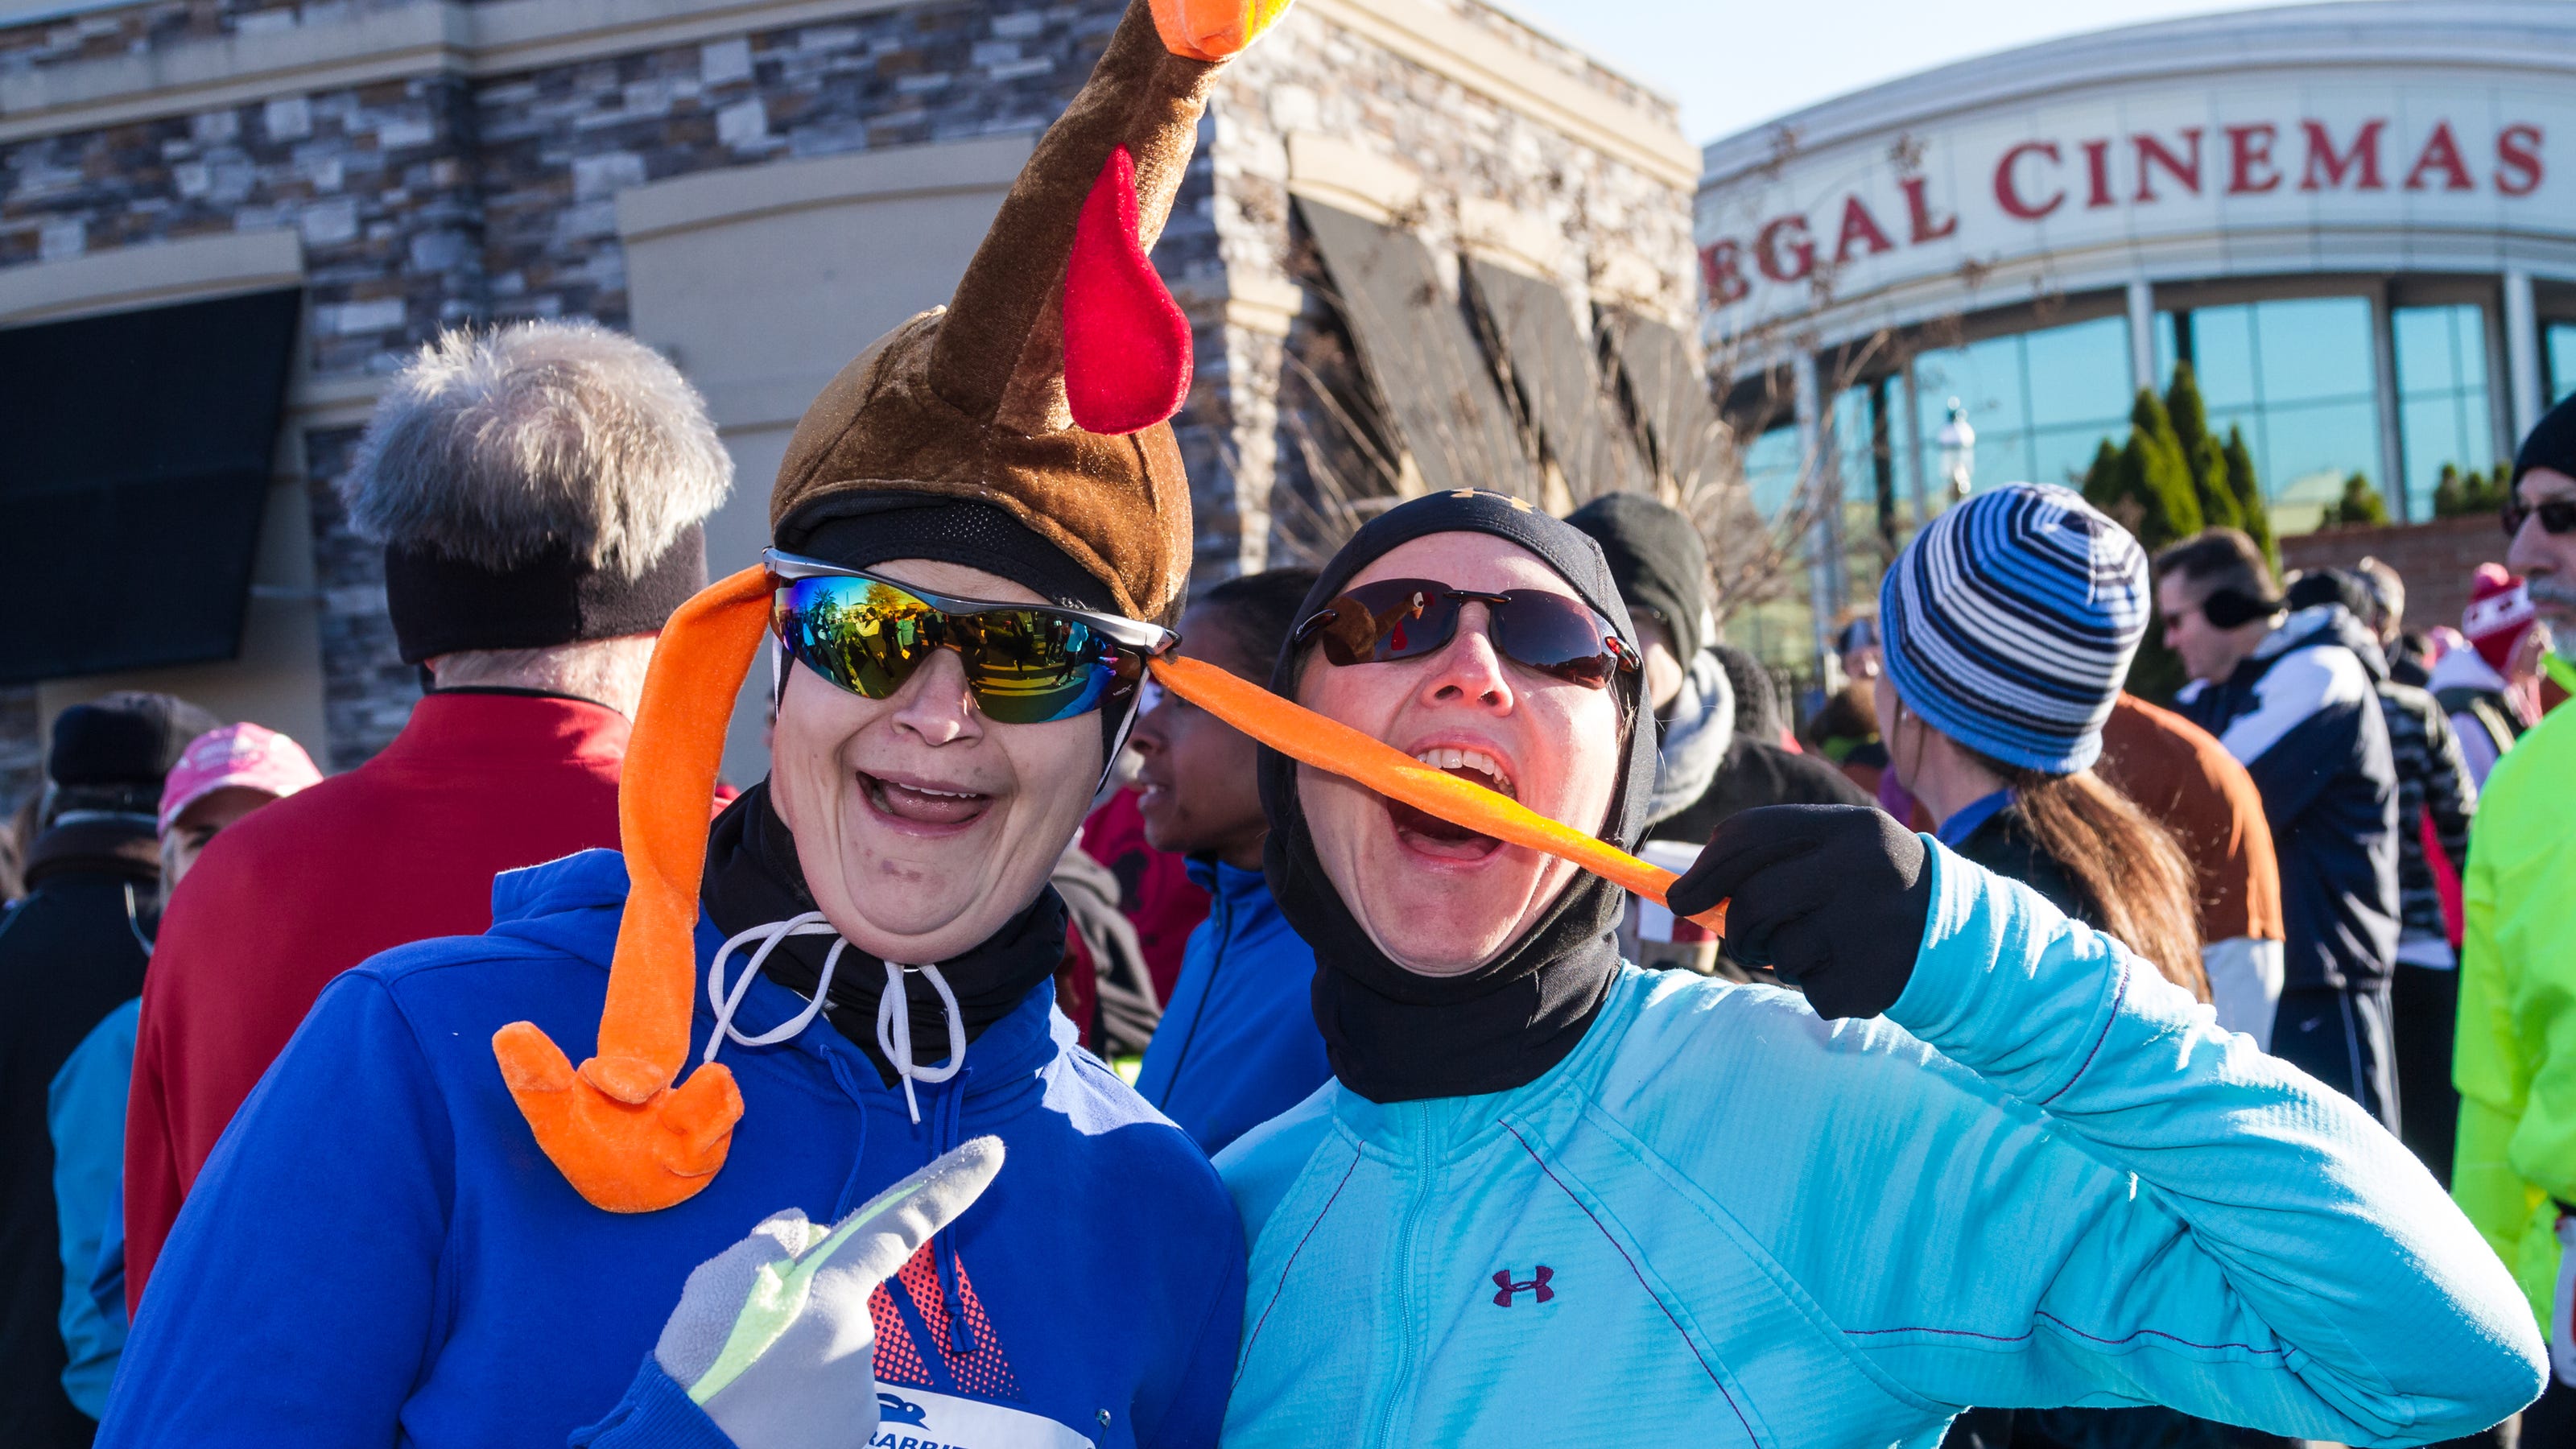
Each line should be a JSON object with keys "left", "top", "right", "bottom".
{"left": 877, "top": 961, "right": 966, "bottom": 1125}
{"left": 703, "top": 911, "right": 848, "bottom": 1064}
{"left": 699, "top": 913, "right": 969, "bottom": 1125}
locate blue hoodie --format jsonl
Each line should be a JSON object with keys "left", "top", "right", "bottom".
{"left": 1133, "top": 862, "right": 1328, "bottom": 1155}
{"left": 1215, "top": 842, "right": 2542, "bottom": 1447}
{"left": 100, "top": 848, "right": 1244, "bottom": 1449}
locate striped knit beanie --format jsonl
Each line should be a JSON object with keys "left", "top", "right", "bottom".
{"left": 1878, "top": 483, "right": 2148, "bottom": 774}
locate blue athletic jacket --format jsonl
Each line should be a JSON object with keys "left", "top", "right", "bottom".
{"left": 1215, "top": 841, "right": 2542, "bottom": 1448}
{"left": 1133, "top": 862, "right": 1329, "bottom": 1156}
{"left": 99, "top": 848, "right": 1244, "bottom": 1449}
{"left": 2178, "top": 604, "right": 2400, "bottom": 993}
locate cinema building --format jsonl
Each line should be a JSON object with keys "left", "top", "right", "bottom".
{"left": 1696, "top": 0, "right": 2576, "bottom": 669}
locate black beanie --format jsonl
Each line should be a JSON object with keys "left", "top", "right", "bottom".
{"left": 2514, "top": 390, "right": 2576, "bottom": 486}
{"left": 49, "top": 691, "right": 221, "bottom": 791}
{"left": 387, "top": 525, "right": 709, "bottom": 665}
{"left": 1564, "top": 492, "right": 1709, "bottom": 663}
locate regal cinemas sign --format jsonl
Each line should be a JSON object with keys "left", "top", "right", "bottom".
{"left": 1698, "top": 81, "right": 2573, "bottom": 325}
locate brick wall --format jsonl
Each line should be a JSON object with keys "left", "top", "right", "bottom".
{"left": 2279, "top": 515, "right": 2519, "bottom": 642}
{"left": 0, "top": 0, "right": 1694, "bottom": 779}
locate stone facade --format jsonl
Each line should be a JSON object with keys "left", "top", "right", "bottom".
{"left": 0, "top": 0, "right": 1695, "bottom": 796}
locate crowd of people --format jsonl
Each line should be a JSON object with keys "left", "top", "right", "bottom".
{"left": 3, "top": 2, "right": 2575, "bottom": 1445}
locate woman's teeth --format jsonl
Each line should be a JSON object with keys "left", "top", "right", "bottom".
{"left": 1413, "top": 747, "right": 1515, "bottom": 799}
{"left": 863, "top": 772, "right": 992, "bottom": 826}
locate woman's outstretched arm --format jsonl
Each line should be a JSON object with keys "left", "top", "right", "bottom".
{"left": 1673, "top": 806, "right": 2545, "bottom": 1445}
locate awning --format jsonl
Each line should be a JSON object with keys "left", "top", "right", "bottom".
{"left": 0, "top": 287, "right": 300, "bottom": 685}
{"left": 1601, "top": 309, "right": 1721, "bottom": 493}
{"left": 1296, "top": 199, "right": 1537, "bottom": 500}
{"left": 1464, "top": 257, "right": 1648, "bottom": 502}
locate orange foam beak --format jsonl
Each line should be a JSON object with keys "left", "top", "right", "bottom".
{"left": 1146, "top": 654, "right": 1728, "bottom": 933}
{"left": 493, "top": 565, "right": 770, "bottom": 1212}
{"left": 1151, "top": 0, "right": 1294, "bottom": 60}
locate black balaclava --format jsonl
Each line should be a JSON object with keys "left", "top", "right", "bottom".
{"left": 1261, "top": 490, "right": 1657, "bottom": 1104}
{"left": 699, "top": 490, "right": 1127, "bottom": 1084}
{"left": 699, "top": 784, "right": 1068, "bottom": 1085}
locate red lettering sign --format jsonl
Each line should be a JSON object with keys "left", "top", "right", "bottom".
{"left": 2301, "top": 119, "right": 2388, "bottom": 191}
{"left": 1699, "top": 240, "right": 1748, "bottom": 305}
{"left": 2404, "top": 122, "right": 2474, "bottom": 192}
{"left": 2226, "top": 124, "right": 2281, "bottom": 194}
{"left": 2082, "top": 139, "right": 2114, "bottom": 208}
{"left": 1711, "top": 115, "right": 2545, "bottom": 307}
{"left": 2133, "top": 129, "right": 2204, "bottom": 201}
{"left": 1833, "top": 196, "right": 1896, "bottom": 263}
{"left": 1995, "top": 142, "right": 2064, "bottom": 220}
{"left": 1901, "top": 175, "right": 1957, "bottom": 242}
{"left": 1755, "top": 215, "right": 1814, "bottom": 282}
{"left": 2498, "top": 123, "right": 2545, "bottom": 196}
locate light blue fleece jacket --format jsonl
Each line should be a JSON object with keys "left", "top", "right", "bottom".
{"left": 1215, "top": 841, "right": 2544, "bottom": 1448}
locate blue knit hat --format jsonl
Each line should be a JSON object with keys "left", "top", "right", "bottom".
{"left": 1878, "top": 483, "right": 2147, "bottom": 774}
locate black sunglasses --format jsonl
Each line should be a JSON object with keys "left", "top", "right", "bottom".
{"left": 766, "top": 550, "right": 1174, "bottom": 724}
{"left": 2504, "top": 496, "right": 2576, "bottom": 538}
{"left": 1292, "top": 577, "right": 1637, "bottom": 688}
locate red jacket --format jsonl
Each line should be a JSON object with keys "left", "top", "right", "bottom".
{"left": 124, "top": 693, "right": 637, "bottom": 1311}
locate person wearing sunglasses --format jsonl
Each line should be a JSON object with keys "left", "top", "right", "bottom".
{"left": 2454, "top": 390, "right": 2576, "bottom": 1440}
{"left": 96, "top": 3, "right": 1265, "bottom": 1446}
{"left": 1212, "top": 487, "right": 2541, "bottom": 1447}
{"left": 2155, "top": 527, "right": 2404, "bottom": 1137}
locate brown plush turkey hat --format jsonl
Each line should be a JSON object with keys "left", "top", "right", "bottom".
{"left": 769, "top": 0, "right": 1292, "bottom": 623}
{"left": 493, "top": 0, "right": 1297, "bottom": 1215}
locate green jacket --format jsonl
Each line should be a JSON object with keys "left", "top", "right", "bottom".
{"left": 2454, "top": 652, "right": 2576, "bottom": 1328}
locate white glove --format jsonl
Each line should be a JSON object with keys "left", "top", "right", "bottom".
{"left": 2553, "top": 1214, "right": 2576, "bottom": 1386}
{"left": 653, "top": 1137, "right": 1005, "bottom": 1449}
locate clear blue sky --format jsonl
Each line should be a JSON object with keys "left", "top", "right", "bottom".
{"left": 1495, "top": 0, "right": 2330, "bottom": 147}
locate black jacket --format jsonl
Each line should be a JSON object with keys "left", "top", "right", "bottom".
{"left": 1649, "top": 737, "right": 1872, "bottom": 846}
{"left": 0, "top": 816, "right": 157, "bottom": 1446}
{"left": 2179, "top": 606, "right": 2400, "bottom": 993}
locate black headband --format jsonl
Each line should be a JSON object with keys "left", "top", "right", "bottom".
{"left": 387, "top": 524, "right": 708, "bottom": 665}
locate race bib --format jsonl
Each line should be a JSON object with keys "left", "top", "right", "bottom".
{"left": 870, "top": 1388, "right": 1096, "bottom": 1449}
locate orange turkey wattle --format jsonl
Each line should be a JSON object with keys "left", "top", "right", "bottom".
{"left": 1062, "top": 144, "right": 1193, "bottom": 436}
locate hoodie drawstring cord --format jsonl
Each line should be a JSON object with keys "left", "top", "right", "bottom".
{"left": 703, "top": 912, "right": 848, "bottom": 1064}
{"left": 876, "top": 961, "right": 966, "bottom": 1125}
{"left": 934, "top": 1075, "right": 973, "bottom": 1355}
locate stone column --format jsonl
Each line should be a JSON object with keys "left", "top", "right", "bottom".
{"left": 2125, "top": 277, "right": 2157, "bottom": 395}
{"left": 2370, "top": 285, "right": 2408, "bottom": 522}
{"left": 2504, "top": 266, "right": 2545, "bottom": 448}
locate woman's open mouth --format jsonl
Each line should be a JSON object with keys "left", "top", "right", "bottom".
{"left": 859, "top": 769, "right": 993, "bottom": 831}
{"left": 1386, "top": 747, "right": 1515, "bottom": 862}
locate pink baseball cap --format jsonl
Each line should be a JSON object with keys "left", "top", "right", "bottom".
{"left": 158, "top": 723, "right": 324, "bottom": 835}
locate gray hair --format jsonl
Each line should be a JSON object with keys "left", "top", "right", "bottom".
{"left": 341, "top": 320, "right": 733, "bottom": 580}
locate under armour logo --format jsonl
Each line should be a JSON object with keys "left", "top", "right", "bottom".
{"left": 1492, "top": 1265, "right": 1554, "bottom": 1306}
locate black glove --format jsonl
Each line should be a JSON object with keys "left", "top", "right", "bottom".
{"left": 1666, "top": 804, "right": 1933, "bottom": 1020}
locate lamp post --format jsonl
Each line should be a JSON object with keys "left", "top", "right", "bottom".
{"left": 1935, "top": 398, "right": 1975, "bottom": 504}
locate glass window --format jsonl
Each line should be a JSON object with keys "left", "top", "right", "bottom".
{"left": 2546, "top": 320, "right": 2576, "bottom": 407}
{"left": 2393, "top": 304, "right": 2496, "bottom": 519}
{"left": 2163, "top": 297, "right": 2380, "bottom": 535}
{"left": 1741, "top": 423, "right": 1802, "bottom": 521}
{"left": 1909, "top": 315, "right": 2132, "bottom": 497}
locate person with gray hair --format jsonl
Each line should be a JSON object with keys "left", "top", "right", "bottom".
{"left": 122, "top": 320, "right": 733, "bottom": 1306}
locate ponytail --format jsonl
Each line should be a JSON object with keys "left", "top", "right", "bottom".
{"left": 1983, "top": 759, "right": 2209, "bottom": 1002}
